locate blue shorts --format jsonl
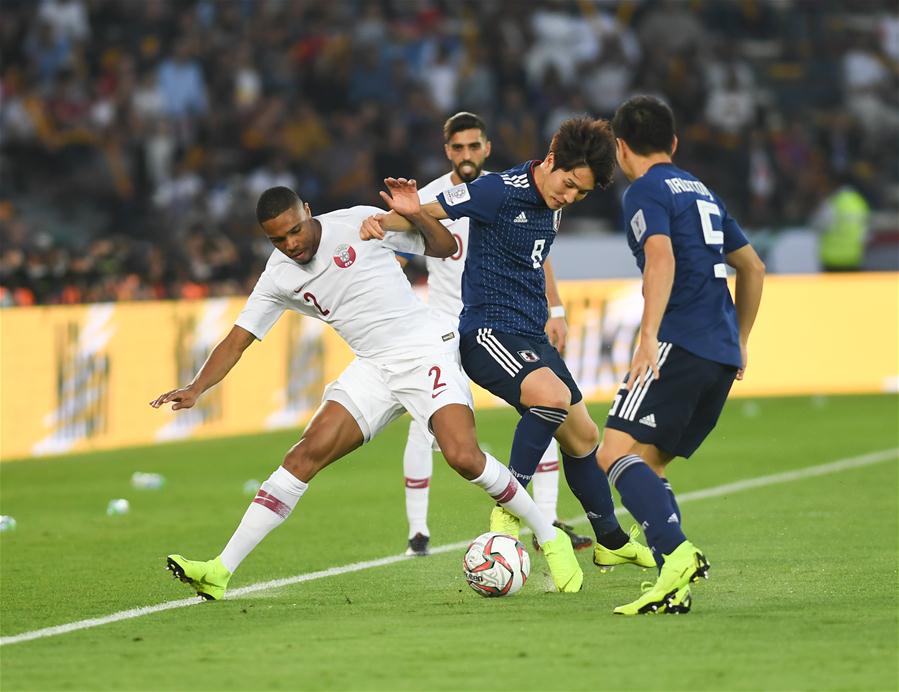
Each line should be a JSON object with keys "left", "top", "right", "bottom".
{"left": 460, "top": 329, "right": 583, "bottom": 414}
{"left": 604, "top": 342, "right": 737, "bottom": 458}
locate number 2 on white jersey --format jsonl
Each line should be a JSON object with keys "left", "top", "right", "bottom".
{"left": 531, "top": 239, "right": 546, "bottom": 269}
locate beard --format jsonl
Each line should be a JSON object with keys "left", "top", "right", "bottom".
{"left": 454, "top": 160, "right": 482, "bottom": 183}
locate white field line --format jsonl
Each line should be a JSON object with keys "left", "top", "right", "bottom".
{"left": 2, "top": 447, "right": 896, "bottom": 648}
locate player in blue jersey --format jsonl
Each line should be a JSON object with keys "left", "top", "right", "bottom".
{"left": 362, "top": 118, "right": 655, "bottom": 577}
{"left": 395, "top": 112, "right": 591, "bottom": 557}
{"left": 597, "top": 96, "right": 766, "bottom": 615}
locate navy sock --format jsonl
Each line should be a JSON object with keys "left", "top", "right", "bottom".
{"left": 608, "top": 454, "right": 686, "bottom": 557}
{"left": 662, "top": 478, "right": 682, "bottom": 524}
{"left": 561, "top": 446, "right": 627, "bottom": 549}
{"left": 651, "top": 478, "right": 683, "bottom": 569}
{"left": 508, "top": 407, "right": 567, "bottom": 488}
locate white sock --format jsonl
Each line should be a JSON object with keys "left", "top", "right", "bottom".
{"left": 532, "top": 440, "right": 560, "bottom": 522}
{"left": 403, "top": 420, "right": 433, "bottom": 538}
{"left": 470, "top": 453, "right": 556, "bottom": 544}
{"left": 219, "top": 466, "right": 308, "bottom": 573}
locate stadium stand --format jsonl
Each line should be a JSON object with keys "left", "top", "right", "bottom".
{"left": 1, "top": 0, "right": 897, "bottom": 305}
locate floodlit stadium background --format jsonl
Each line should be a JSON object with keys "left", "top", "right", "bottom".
{"left": 1, "top": 0, "right": 897, "bottom": 459}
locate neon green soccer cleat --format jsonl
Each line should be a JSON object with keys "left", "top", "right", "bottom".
{"left": 634, "top": 581, "right": 693, "bottom": 614}
{"left": 489, "top": 506, "right": 520, "bottom": 538}
{"left": 593, "top": 525, "right": 656, "bottom": 572}
{"left": 664, "top": 584, "right": 692, "bottom": 614}
{"left": 539, "top": 527, "right": 584, "bottom": 593}
{"left": 613, "top": 540, "right": 708, "bottom": 615}
{"left": 166, "top": 554, "right": 232, "bottom": 601}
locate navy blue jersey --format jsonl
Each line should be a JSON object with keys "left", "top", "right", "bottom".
{"left": 622, "top": 162, "right": 749, "bottom": 368}
{"left": 436, "top": 160, "right": 560, "bottom": 340}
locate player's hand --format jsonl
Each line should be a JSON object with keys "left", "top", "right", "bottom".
{"left": 736, "top": 341, "right": 748, "bottom": 380}
{"left": 379, "top": 177, "right": 421, "bottom": 219}
{"left": 545, "top": 316, "right": 568, "bottom": 354}
{"left": 626, "top": 338, "right": 660, "bottom": 390}
{"left": 360, "top": 213, "right": 387, "bottom": 241}
{"left": 149, "top": 385, "right": 199, "bottom": 411}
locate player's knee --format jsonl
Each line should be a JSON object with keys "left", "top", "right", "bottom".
{"left": 522, "top": 383, "right": 570, "bottom": 411}
{"left": 581, "top": 421, "right": 600, "bottom": 452}
{"left": 595, "top": 443, "right": 618, "bottom": 472}
{"left": 282, "top": 438, "right": 327, "bottom": 479}
{"left": 442, "top": 443, "right": 484, "bottom": 480}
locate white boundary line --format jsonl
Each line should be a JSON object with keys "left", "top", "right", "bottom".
{"left": 2, "top": 447, "right": 896, "bottom": 647}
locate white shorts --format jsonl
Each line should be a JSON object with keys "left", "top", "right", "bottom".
{"left": 322, "top": 350, "right": 474, "bottom": 442}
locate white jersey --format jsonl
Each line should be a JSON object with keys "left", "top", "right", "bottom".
{"left": 418, "top": 172, "right": 471, "bottom": 326}
{"left": 236, "top": 206, "right": 454, "bottom": 361}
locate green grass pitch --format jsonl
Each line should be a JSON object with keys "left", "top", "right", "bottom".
{"left": 1, "top": 394, "right": 897, "bottom": 691}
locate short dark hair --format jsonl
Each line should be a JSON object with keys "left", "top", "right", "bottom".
{"left": 443, "top": 112, "right": 487, "bottom": 142}
{"left": 612, "top": 96, "right": 676, "bottom": 156}
{"left": 256, "top": 186, "right": 300, "bottom": 225}
{"left": 549, "top": 117, "right": 616, "bottom": 189}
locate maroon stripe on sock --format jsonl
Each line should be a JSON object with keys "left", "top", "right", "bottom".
{"left": 405, "top": 477, "right": 430, "bottom": 489}
{"left": 536, "top": 461, "right": 560, "bottom": 473}
{"left": 490, "top": 478, "right": 518, "bottom": 504}
{"left": 253, "top": 489, "right": 291, "bottom": 519}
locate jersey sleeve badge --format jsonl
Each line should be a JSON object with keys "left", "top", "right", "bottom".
{"left": 630, "top": 209, "right": 647, "bottom": 242}
{"left": 443, "top": 183, "right": 471, "bottom": 206}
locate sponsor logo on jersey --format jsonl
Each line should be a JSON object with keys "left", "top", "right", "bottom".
{"left": 513, "top": 212, "right": 528, "bottom": 223}
{"left": 333, "top": 244, "right": 356, "bottom": 268}
{"left": 443, "top": 183, "right": 470, "bottom": 206}
{"left": 517, "top": 349, "right": 540, "bottom": 363}
{"left": 639, "top": 413, "right": 657, "bottom": 428}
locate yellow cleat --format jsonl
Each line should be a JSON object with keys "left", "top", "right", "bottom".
{"left": 593, "top": 525, "right": 656, "bottom": 572}
{"left": 489, "top": 506, "right": 521, "bottom": 538}
{"left": 166, "top": 554, "right": 232, "bottom": 601}
{"left": 613, "top": 541, "right": 708, "bottom": 615}
{"left": 539, "top": 527, "right": 584, "bottom": 593}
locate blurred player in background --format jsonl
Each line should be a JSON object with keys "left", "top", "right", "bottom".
{"left": 598, "top": 96, "right": 765, "bottom": 615}
{"left": 151, "top": 179, "right": 584, "bottom": 600}
{"left": 398, "top": 112, "right": 591, "bottom": 557}
{"left": 363, "top": 117, "right": 653, "bottom": 576}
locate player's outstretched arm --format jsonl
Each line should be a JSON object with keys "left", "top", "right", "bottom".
{"left": 149, "top": 325, "right": 256, "bottom": 410}
{"left": 726, "top": 244, "right": 766, "bottom": 380}
{"left": 360, "top": 177, "right": 449, "bottom": 240}
{"left": 629, "top": 234, "right": 675, "bottom": 389}
{"left": 372, "top": 178, "right": 457, "bottom": 258}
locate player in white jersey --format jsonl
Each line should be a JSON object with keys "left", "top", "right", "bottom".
{"left": 151, "top": 180, "right": 584, "bottom": 600}
{"left": 400, "top": 113, "right": 592, "bottom": 556}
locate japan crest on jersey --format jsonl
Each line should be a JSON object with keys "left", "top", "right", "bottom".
{"left": 553, "top": 209, "right": 562, "bottom": 232}
{"left": 333, "top": 244, "right": 356, "bottom": 268}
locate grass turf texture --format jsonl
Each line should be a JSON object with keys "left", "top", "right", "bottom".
{"left": 1, "top": 394, "right": 897, "bottom": 691}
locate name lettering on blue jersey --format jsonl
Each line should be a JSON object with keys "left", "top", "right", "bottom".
{"left": 444, "top": 183, "right": 470, "bottom": 206}
{"left": 664, "top": 177, "right": 713, "bottom": 199}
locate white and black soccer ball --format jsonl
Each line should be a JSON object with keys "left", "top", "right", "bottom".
{"left": 462, "top": 532, "right": 530, "bottom": 597}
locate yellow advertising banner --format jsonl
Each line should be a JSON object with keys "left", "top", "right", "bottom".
{"left": 1, "top": 273, "right": 896, "bottom": 461}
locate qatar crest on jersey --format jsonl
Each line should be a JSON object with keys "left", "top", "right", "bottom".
{"left": 333, "top": 244, "right": 356, "bottom": 268}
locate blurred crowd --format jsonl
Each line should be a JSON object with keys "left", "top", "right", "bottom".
{"left": 1, "top": 0, "right": 897, "bottom": 305}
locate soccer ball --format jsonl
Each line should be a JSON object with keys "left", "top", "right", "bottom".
{"left": 463, "top": 532, "right": 530, "bottom": 597}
